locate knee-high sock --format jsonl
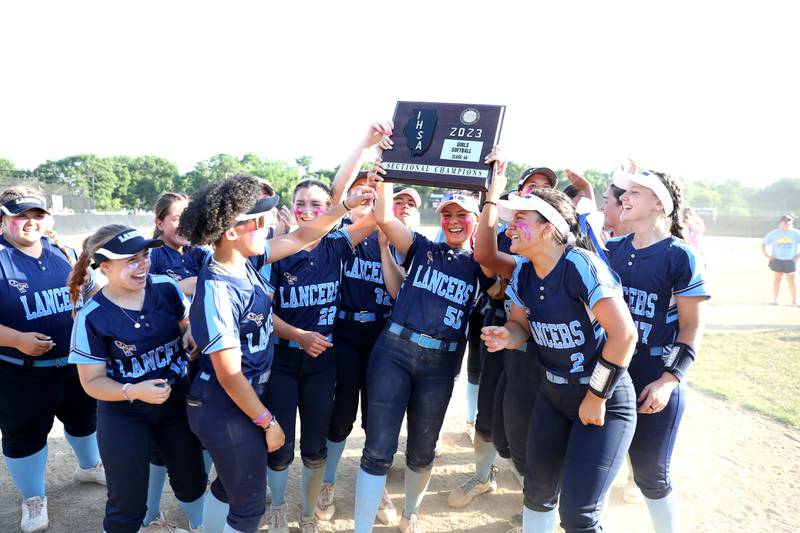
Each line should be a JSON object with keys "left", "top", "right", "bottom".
{"left": 474, "top": 436, "right": 497, "bottom": 483}
{"left": 323, "top": 439, "right": 347, "bottom": 485}
{"left": 202, "top": 449, "right": 213, "bottom": 476}
{"left": 645, "top": 494, "right": 679, "bottom": 533}
{"left": 522, "top": 506, "right": 557, "bottom": 533}
{"left": 64, "top": 431, "right": 100, "bottom": 469}
{"left": 202, "top": 489, "right": 229, "bottom": 533}
{"left": 465, "top": 382, "right": 479, "bottom": 424}
{"left": 222, "top": 522, "right": 245, "bottom": 533}
{"left": 354, "top": 468, "right": 387, "bottom": 533}
{"left": 267, "top": 466, "right": 289, "bottom": 507}
{"left": 143, "top": 464, "right": 168, "bottom": 526}
{"left": 178, "top": 493, "right": 205, "bottom": 529}
{"left": 4, "top": 445, "right": 48, "bottom": 499}
{"left": 403, "top": 465, "right": 433, "bottom": 518}
{"left": 301, "top": 464, "right": 325, "bottom": 518}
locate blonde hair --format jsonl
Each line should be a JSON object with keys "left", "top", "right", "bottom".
{"left": 68, "top": 224, "right": 130, "bottom": 317}
{"left": 0, "top": 186, "right": 74, "bottom": 265}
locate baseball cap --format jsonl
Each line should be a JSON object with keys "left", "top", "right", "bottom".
{"left": 0, "top": 196, "right": 51, "bottom": 217}
{"left": 93, "top": 228, "right": 163, "bottom": 264}
{"left": 435, "top": 192, "right": 480, "bottom": 215}
{"left": 235, "top": 195, "right": 280, "bottom": 222}
{"left": 518, "top": 167, "right": 558, "bottom": 190}
{"left": 393, "top": 187, "right": 422, "bottom": 208}
{"left": 780, "top": 213, "right": 794, "bottom": 222}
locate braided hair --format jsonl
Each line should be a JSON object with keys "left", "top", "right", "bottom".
{"left": 67, "top": 224, "right": 130, "bottom": 317}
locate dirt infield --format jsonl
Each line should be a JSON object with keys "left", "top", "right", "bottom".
{"left": 1, "top": 236, "right": 798, "bottom": 532}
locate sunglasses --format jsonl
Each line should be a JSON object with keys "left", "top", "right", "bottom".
{"left": 235, "top": 213, "right": 270, "bottom": 231}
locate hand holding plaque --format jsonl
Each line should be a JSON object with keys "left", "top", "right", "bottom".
{"left": 380, "top": 101, "right": 506, "bottom": 191}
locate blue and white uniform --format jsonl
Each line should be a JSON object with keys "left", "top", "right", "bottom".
{"left": 354, "top": 231, "right": 494, "bottom": 530}
{"left": 186, "top": 259, "right": 274, "bottom": 533}
{"left": 149, "top": 244, "right": 211, "bottom": 283}
{"left": 607, "top": 235, "right": 709, "bottom": 507}
{"left": 507, "top": 247, "right": 637, "bottom": 533}
{"left": 323, "top": 230, "right": 392, "bottom": 487}
{"left": 0, "top": 235, "right": 99, "bottom": 502}
{"left": 263, "top": 227, "right": 355, "bottom": 520}
{"left": 70, "top": 274, "right": 206, "bottom": 533}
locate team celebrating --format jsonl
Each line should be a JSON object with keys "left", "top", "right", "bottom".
{"left": 0, "top": 122, "right": 709, "bottom": 533}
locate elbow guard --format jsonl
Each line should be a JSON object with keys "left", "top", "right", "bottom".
{"left": 662, "top": 342, "right": 696, "bottom": 382}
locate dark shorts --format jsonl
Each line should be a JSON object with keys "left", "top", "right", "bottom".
{"left": 769, "top": 258, "right": 796, "bottom": 273}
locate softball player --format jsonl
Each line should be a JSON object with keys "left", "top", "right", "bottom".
{"left": 476, "top": 171, "right": 638, "bottom": 533}
{"left": 265, "top": 178, "right": 377, "bottom": 533}
{"left": 0, "top": 187, "right": 105, "bottom": 533}
{"left": 314, "top": 123, "right": 398, "bottom": 524}
{"left": 353, "top": 167, "right": 495, "bottom": 533}
{"left": 179, "top": 173, "right": 371, "bottom": 533}
{"left": 607, "top": 169, "right": 709, "bottom": 533}
{"left": 68, "top": 224, "right": 207, "bottom": 533}
{"left": 145, "top": 191, "right": 214, "bottom": 531}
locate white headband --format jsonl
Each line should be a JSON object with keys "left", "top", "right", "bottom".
{"left": 497, "top": 193, "right": 572, "bottom": 240}
{"left": 612, "top": 170, "right": 674, "bottom": 216}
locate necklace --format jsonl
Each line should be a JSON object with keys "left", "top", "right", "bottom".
{"left": 117, "top": 306, "right": 146, "bottom": 329}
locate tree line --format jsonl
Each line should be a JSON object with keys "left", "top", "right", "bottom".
{"left": 0, "top": 155, "right": 797, "bottom": 217}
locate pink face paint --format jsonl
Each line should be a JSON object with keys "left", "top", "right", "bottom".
{"left": 514, "top": 221, "right": 532, "bottom": 240}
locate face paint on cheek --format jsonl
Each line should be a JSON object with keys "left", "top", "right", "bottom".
{"left": 515, "top": 221, "right": 532, "bottom": 240}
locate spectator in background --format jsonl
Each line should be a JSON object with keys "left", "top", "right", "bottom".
{"left": 761, "top": 214, "right": 800, "bottom": 306}
{"left": 681, "top": 207, "right": 706, "bottom": 255}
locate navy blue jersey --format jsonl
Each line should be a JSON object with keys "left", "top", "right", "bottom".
{"left": 390, "top": 233, "right": 494, "bottom": 341}
{"left": 340, "top": 231, "right": 392, "bottom": 314}
{"left": 497, "top": 224, "right": 513, "bottom": 255}
{"left": 507, "top": 247, "right": 622, "bottom": 378}
{"left": 0, "top": 235, "right": 93, "bottom": 362}
{"left": 149, "top": 245, "right": 211, "bottom": 281}
{"left": 69, "top": 275, "right": 189, "bottom": 383}
{"left": 191, "top": 261, "right": 274, "bottom": 379}
{"left": 606, "top": 234, "right": 710, "bottom": 348}
{"left": 270, "top": 228, "right": 353, "bottom": 335}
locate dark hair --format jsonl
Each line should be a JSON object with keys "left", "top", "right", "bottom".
{"left": 68, "top": 224, "right": 130, "bottom": 316}
{"left": 293, "top": 179, "right": 332, "bottom": 202}
{"left": 178, "top": 173, "right": 268, "bottom": 245}
{"left": 347, "top": 171, "right": 370, "bottom": 192}
{"left": 608, "top": 184, "right": 625, "bottom": 205}
{"left": 563, "top": 184, "right": 579, "bottom": 199}
{"left": 527, "top": 188, "right": 595, "bottom": 253}
{"left": 650, "top": 171, "right": 685, "bottom": 240}
{"left": 153, "top": 192, "right": 189, "bottom": 238}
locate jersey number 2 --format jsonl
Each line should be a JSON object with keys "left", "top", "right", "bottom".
{"left": 570, "top": 353, "right": 585, "bottom": 374}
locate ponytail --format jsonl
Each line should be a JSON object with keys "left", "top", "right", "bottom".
{"left": 651, "top": 171, "right": 685, "bottom": 240}
{"left": 45, "top": 230, "right": 75, "bottom": 266}
{"left": 68, "top": 224, "right": 130, "bottom": 317}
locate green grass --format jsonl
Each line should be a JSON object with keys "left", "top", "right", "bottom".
{"left": 691, "top": 329, "right": 800, "bottom": 427}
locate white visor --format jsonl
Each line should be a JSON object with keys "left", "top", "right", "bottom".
{"left": 497, "top": 193, "right": 571, "bottom": 238}
{"left": 611, "top": 170, "right": 674, "bottom": 216}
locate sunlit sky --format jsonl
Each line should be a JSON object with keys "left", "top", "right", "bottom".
{"left": 2, "top": 1, "right": 798, "bottom": 185}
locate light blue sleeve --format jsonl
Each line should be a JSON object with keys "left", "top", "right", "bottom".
{"left": 68, "top": 300, "right": 107, "bottom": 365}
{"left": 762, "top": 229, "right": 777, "bottom": 246}
{"left": 505, "top": 255, "right": 530, "bottom": 308}
{"left": 566, "top": 249, "right": 622, "bottom": 309}
{"left": 201, "top": 280, "right": 241, "bottom": 355}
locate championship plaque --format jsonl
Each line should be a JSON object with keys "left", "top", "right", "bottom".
{"left": 381, "top": 101, "right": 505, "bottom": 191}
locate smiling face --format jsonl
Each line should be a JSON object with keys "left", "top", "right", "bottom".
{"left": 393, "top": 193, "right": 419, "bottom": 226}
{"left": 602, "top": 186, "right": 624, "bottom": 231}
{"left": 506, "top": 210, "right": 549, "bottom": 255}
{"left": 101, "top": 250, "right": 151, "bottom": 292}
{"left": 293, "top": 185, "right": 331, "bottom": 227}
{"left": 232, "top": 211, "right": 273, "bottom": 257}
{"left": 155, "top": 198, "right": 189, "bottom": 249}
{"left": 3, "top": 209, "right": 49, "bottom": 247}
{"left": 440, "top": 204, "right": 477, "bottom": 247}
{"left": 619, "top": 183, "right": 663, "bottom": 224}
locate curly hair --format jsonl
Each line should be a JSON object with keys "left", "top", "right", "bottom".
{"left": 650, "top": 170, "right": 685, "bottom": 240}
{"left": 178, "top": 173, "right": 269, "bottom": 246}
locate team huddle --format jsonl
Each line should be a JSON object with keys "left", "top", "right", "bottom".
{"left": 0, "top": 123, "right": 709, "bottom": 533}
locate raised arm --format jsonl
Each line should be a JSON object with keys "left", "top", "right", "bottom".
{"left": 565, "top": 169, "right": 595, "bottom": 203}
{"left": 379, "top": 229, "right": 405, "bottom": 299}
{"left": 267, "top": 186, "right": 374, "bottom": 263}
{"left": 475, "top": 146, "right": 516, "bottom": 278}
{"left": 331, "top": 122, "right": 393, "bottom": 205}
{"left": 370, "top": 163, "right": 414, "bottom": 256}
